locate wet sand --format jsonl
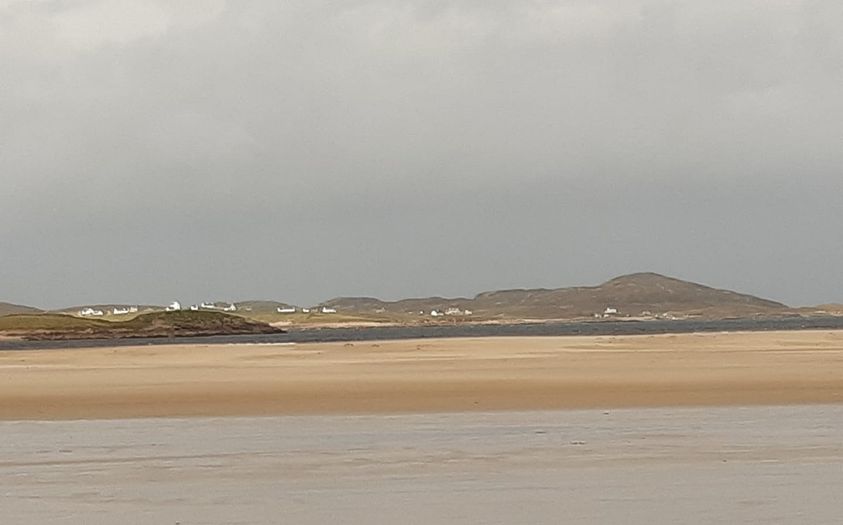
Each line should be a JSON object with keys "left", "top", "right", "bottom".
{"left": 1, "top": 330, "right": 843, "bottom": 419}
{"left": 3, "top": 406, "right": 843, "bottom": 524}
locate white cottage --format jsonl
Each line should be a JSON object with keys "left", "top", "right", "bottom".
{"left": 166, "top": 301, "right": 182, "bottom": 312}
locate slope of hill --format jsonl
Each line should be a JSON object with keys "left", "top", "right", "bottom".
{"left": 234, "top": 300, "right": 296, "bottom": 315}
{"left": 53, "top": 304, "right": 161, "bottom": 317}
{"left": 0, "top": 311, "right": 284, "bottom": 340}
{"left": 0, "top": 313, "right": 106, "bottom": 332}
{"left": 0, "top": 302, "right": 42, "bottom": 316}
{"left": 323, "top": 273, "right": 789, "bottom": 320}
{"left": 809, "top": 304, "right": 843, "bottom": 315}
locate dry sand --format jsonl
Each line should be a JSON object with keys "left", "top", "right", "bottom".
{"left": 2, "top": 330, "right": 843, "bottom": 420}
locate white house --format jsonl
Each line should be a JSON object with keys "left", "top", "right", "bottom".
{"left": 277, "top": 307, "right": 297, "bottom": 314}
{"left": 321, "top": 307, "right": 337, "bottom": 314}
{"left": 79, "top": 308, "right": 104, "bottom": 317}
{"left": 112, "top": 307, "right": 131, "bottom": 315}
{"left": 166, "top": 301, "right": 182, "bottom": 312}
{"left": 302, "top": 308, "right": 311, "bottom": 313}
{"left": 430, "top": 310, "right": 443, "bottom": 317}
{"left": 189, "top": 305, "right": 200, "bottom": 311}
{"left": 445, "top": 307, "right": 462, "bottom": 316}
{"left": 198, "top": 302, "right": 236, "bottom": 312}
{"left": 463, "top": 309, "right": 473, "bottom": 315}
{"left": 602, "top": 306, "right": 618, "bottom": 317}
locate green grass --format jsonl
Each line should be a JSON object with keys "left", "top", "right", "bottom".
{"left": 0, "top": 310, "right": 267, "bottom": 333}
{"left": 0, "top": 314, "right": 110, "bottom": 331}
{"left": 245, "top": 311, "right": 399, "bottom": 324}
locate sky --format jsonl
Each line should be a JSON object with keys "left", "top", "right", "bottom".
{"left": 2, "top": 0, "right": 842, "bottom": 309}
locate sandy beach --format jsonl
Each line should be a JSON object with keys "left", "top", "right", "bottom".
{"left": 3, "top": 332, "right": 843, "bottom": 524}
{"left": 1, "top": 330, "right": 842, "bottom": 420}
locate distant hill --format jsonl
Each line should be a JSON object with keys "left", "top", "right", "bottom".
{"left": 235, "top": 300, "right": 297, "bottom": 315}
{"left": 323, "top": 273, "right": 789, "bottom": 320}
{"left": 1, "top": 273, "right": 806, "bottom": 327}
{"left": 0, "top": 302, "right": 42, "bottom": 316}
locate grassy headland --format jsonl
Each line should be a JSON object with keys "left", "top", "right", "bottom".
{"left": 0, "top": 311, "right": 283, "bottom": 340}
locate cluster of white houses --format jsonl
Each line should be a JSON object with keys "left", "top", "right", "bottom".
{"left": 591, "top": 307, "right": 678, "bottom": 320}
{"left": 166, "top": 301, "right": 237, "bottom": 312}
{"left": 79, "top": 306, "right": 138, "bottom": 317}
{"left": 428, "top": 307, "right": 472, "bottom": 317}
{"left": 78, "top": 302, "right": 340, "bottom": 317}
{"left": 276, "top": 306, "right": 337, "bottom": 314}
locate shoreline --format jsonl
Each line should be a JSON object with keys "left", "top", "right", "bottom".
{"left": 5, "top": 315, "right": 843, "bottom": 352}
{"left": 1, "top": 330, "right": 842, "bottom": 420}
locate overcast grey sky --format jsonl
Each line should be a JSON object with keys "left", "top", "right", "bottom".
{"left": 2, "top": 0, "right": 842, "bottom": 309}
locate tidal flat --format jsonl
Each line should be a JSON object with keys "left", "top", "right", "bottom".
{"left": 2, "top": 405, "right": 843, "bottom": 524}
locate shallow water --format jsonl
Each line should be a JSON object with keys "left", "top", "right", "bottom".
{"left": 2, "top": 405, "right": 842, "bottom": 524}
{"left": 4, "top": 315, "right": 843, "bottom": 351}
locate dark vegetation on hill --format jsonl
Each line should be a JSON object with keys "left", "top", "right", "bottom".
{"left": 0, "top": 311, "right": 284, "bottom": 340}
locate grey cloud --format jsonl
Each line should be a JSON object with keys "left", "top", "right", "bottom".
{"left": 2, "top": 0, "right": 842, "bottom": 308}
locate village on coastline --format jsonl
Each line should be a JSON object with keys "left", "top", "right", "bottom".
{"left": 76, "top": 301, "right": 478, "bottom": 318}
{"left": 75, "top": 301, "right": 630, "bottom": 321}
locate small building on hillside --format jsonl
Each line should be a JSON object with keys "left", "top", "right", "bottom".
{"left": 166, "top": 301, "right": 182, "bottom": 312}
{"left": 277, "top": 307, "right": 297, "bottom": 314}
{"left": 596, "top": 307, "right": 619, "bottom": 318}
{"left": 321, "top": 307, "right": 337, "bottom": 314}
{"left": 198, "top": 302, "right": 237, "bottom": 312}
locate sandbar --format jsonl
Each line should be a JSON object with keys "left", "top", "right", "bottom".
{"left": 1, "top": 330, "right": 842, "bottom": 420}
